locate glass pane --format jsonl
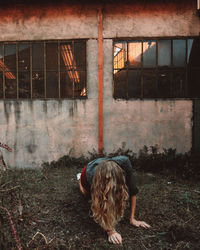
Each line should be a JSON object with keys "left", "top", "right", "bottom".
{"left": 158, "top": 40, "right": 171, "bottom": 67}
{"left": 74, "top": 71, "right": 86, "bottom": 97}
{"left": 60, "top": 42, "right": 73, "bottom": 70}
{"left": 157, "top": 71, "right": 171, "bottom": 98}
{"left": 0, "top": 72, "right": 3, "bottom": 98}
{"left": 74, "top": 42, "right": 86, "bottom": 69}
{"left": 18, "top": 43, "right": 30, "bottom": 70}
{"left": 5, "top": 74, "right": 17, "bottom": 98}
{"left": 114, "top": 42, "right": 127, "bottom": 71}
{"left": 0, "top": 43, "right": 3, "bottom": 61}
{"left": 188, "top": 69, "right": 200, "bottom": 98}
{"left": 187, "top": 38, "right": 200, "bottom": 67}
{"left": 128, "top": 70, "right": 141, "bottom": 98}
{"left": 32, "top": 72, "right": 44, "bottom": 98}
{"left": 187, "top": 39, "right": 193, "bottom": 63}
{"left": 143, "top": 70, "right": 157, "bottom": 98}
{"left": 173, "top": 40, "right": 186, "bottom": 67}
{"left": 46, "top": 71, "right": 58, "bottom": 98}
{"left": 5, "top": 44, "right": 16, "bottom": 70}
{"left": 32, "top": 43, "right": 44, "bottom": 71}
{"left": 60, "top": 71, "right": 73, "bottom": 98}
{"left": 113, "top": 69, "right": 127, "bottom": 98}
{"left": 143, "top": 40, "right": 156, "bottom": 67}
{"left": 128, "top": 41, "right": 142, "bottom": 67}
{"left": 172, "top": 70, "right": 186, "bottom": 97}
{"left": 0, "top": 45, "right": 3, "bottom": 98}
{"left": 19, "top": 71, "right": 30, "bottom": 98}
{"left": 46, "top": 43, "right": 58, "bottom": 71}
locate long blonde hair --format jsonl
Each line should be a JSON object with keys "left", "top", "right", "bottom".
{"left": 91, "top": 160, "right": 129, "bottom": 231}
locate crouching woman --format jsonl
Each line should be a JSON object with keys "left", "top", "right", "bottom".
{"left": 78, "top": 155, "right": 150, "bottom": 244}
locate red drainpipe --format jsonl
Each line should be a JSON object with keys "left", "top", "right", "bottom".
{"left": 98, "top": 8, "right": 103, "bottom": 154}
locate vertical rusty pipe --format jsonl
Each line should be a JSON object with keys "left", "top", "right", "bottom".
{"left": 98, "top": 8, "right": 103, "bottom": 154}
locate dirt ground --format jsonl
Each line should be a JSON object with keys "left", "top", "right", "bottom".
{"left": 0, "top": 165, "right": 200, "bottom": 250}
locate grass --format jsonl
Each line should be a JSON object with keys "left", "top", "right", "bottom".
{"left": 0, "top": 158, "right": 200, "bottom": 249}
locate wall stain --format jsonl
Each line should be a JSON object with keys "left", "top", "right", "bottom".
{"left": 69, "top": 102, "right": 74, "bottom": 117}
{"left": 43, "top": 101, "right": 48, "bottom": 114}
{"left": 28, "top": 100, "right": 34, "bottom": 113}
{"left": 3, "top": 101, "right": 12, "bottom": 124}
{"left": 26, "top": 144, "right": 37, "bottom": 154}
{"left": 14, "top": 101, "right": 22, "bottom": 128}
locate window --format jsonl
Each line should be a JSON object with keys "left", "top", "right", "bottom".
{"left": 0, "top": 40, "right": 87, "bottom": 99}
{"left": 113, "top": 37, "right": 200, "bottom": 99}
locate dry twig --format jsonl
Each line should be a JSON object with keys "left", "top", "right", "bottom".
{"left": 27, "top": 231, "right": 55, "bottom": 248}
{"left": 0, "top": 185, "right": 20, "bottom": 192}
{"left": 0, "top": 206, "right": 22, "bottom": 250}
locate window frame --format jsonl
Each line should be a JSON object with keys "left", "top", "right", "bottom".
{"left": 113, "top": 37, "right": 200, "bottom": 100}
{"left": 0, "top": 39, "right": 87, "bottom": 100}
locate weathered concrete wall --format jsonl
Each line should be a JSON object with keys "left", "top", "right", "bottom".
{"left": 0, "top": 0, "right": 197, "bottom": 167}
{"left": 103, "top": 39, "right": 192, "bottom": 154}
{"left": 103, "top": 0, "right": 200, "bottom": 37}
{"left": 0, "top": 5, "right": 98, "bottom": 41}
{"left": 0, "top": 39, "right": 99, "bottom": 168}
{"left": 0, "top": 99, "right": 98, "bottom": 168}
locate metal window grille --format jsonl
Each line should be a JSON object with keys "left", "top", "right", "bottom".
{"left": 113, "top": 37, "right": 200, "bottom": 99}
{"left": 0, "top": 40, "right": 87, "bottom": 100}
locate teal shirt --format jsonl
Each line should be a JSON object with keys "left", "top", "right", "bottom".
{"left": 86, "top": 155, "right": 138, "bottom": 196}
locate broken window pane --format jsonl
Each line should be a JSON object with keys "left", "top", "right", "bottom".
{"left": 18, "top": 43, "right": 30, "bottom": 71}
{"left": 4, "top": 44, "right": 16, "bottom": 70}
{"left": 113, "top": 69, "right": 127, "bottom": 99}
{"left": 32, "top": 43, "right": 44, "bottom": 71}
{"left": 128, "top": 70, "right": 141, "bottom": 98}
{"left": 157, "top": 70, "right": 171, "bottom": 98}
{"left": 32, "top": 72, "right": 44, "bottom": 98}
{"left": 158, "top": 40, "right": 171, "bottom": 67}
{"left": 114, "top": 42, "right": 127, "bottom": 72}
{"left": 143, "top": 70, "right": 157, "bottom": 98}
{"left": 46, "top": 43, "right": 58, "bottom": 71}
{"left": 143, "top": 40, "right": 156, "bottom": 68}
{"left": 46, "top": 71, "right": 58, "bottom": 98}
{"left": 74, "top": 70, "right": 86, "bottom": 97}
{"left": 0, "top": 72, "right": 3, "bottom": 98}
{"left": 74, "top": 42, "right": 86, "bottom": 69}
{"left": 19, "top": 71, "right": 30, "bottom": 98}
{"left": 60, "top": 71, "right": 73, "bottom": 98}
{"left": 128, "top": 41, "right": 142, "bottom": 68}
{"left": 5, "top": 75, "right": 17, "bottom": 98}
{"left": 173, "top": 40, "right": 186, "bottom": 67}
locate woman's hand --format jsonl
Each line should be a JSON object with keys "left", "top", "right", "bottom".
{"left": 130, "top": 218, "right": 151, "bottom": 228}
{"left": 107, "top": 230, "right": 122, "bottom": 244}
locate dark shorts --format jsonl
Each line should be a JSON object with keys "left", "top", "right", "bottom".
{"left": 80, "top": 165, "right": 90, "bottom": 192}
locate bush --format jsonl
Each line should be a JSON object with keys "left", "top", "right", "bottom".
{"left": 42, "top": 146, "right": 200, "bottom": 180}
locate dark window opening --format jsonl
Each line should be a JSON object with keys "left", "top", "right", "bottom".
{"left": 0, "top": 40, "right": 87, "bottom": 99}
{"left": 113, "top": 37, "right": 200, "bottom": 99}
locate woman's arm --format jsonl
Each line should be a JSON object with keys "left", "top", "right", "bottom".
{"left": 129, "top": 195, "right": 151, "bottom": 228}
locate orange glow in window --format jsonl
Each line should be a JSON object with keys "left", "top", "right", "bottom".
{"left": 61, "top": 45, "right": 80, "bottom": 83}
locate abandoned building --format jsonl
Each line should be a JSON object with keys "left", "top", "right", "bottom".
{"left": 0, "top": 0, "right": 200, "bottom": 168}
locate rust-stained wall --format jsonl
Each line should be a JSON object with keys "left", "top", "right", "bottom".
{"left": 103, "top": 1, "right": 200, "bottom": 37}
{"left": 0, "top": 5, "right": 98, "bottom": 41}
{"left": 0, "top": 0, "right": 198, "bottom": 167}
